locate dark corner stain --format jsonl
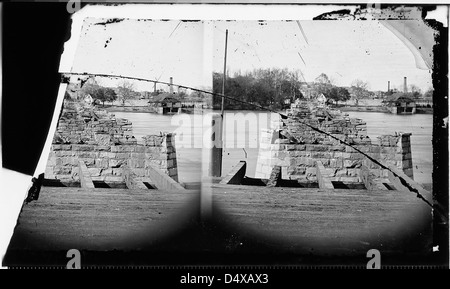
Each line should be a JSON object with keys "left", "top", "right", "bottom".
{"left": 421, "top": 5, "right": 438, "bottom": 20}
{"left": 60, "top": 74, "right": 70, "bottom": 84}
{"left": 94, "top": 18, "right": 125, "bottom": 26}
{"left": 313, "top": 9, "right": 353, "bottom": 20}
{"left": 422, "top": 5, "right": 440, "bottom": 30}
{"left": 312, "top": 4, "right": 436, "bottom": 21}
{"left": 25, "top": 174, "right": 44, "bottom": 204}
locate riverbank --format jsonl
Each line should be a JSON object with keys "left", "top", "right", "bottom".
{"left": 337, "top": 106, "right": 388, "bottom": 113}
{"left": 335, "top": 105, "right": 433, "bottom": 114}
{"left": 104, "top": 105, "right": 211, "bottom": 114}
{"left": 104, "top": 105, "right": 152, "bottom": 113}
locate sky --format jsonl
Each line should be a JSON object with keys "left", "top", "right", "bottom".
{"left": 71, "top": 18, "right": 209, "bottom": 92}
{"left": 70, "top": 18, "right": 435, "bottom": 93}
{"left": 213, "top": 20, "right": 435, "bottom": 92}
{"left": 63, "top": 5, "right": 439, "bottom": 93}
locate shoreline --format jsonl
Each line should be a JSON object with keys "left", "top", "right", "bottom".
{"left": 336, "top": 106, "right": 433, "bottom": 114}
{"left": 105, "top": 105, "right": 433, "bottom": 115}
{"left": 103, "top": 105, "right": 433, "bottom": 116}
{"left": 337, "top": 106, "right": 388, "bottom": 113}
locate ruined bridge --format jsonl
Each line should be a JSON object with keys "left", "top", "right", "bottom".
{"left": 4, "top": 99, "right": 435, "bottom": 266}
{"left": 211, "top": 100, "right": 434, "bottom": 260}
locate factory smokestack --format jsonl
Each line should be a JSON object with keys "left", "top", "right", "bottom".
{"left": 388, "top": 81, "right": 390, "bottom": 93}
{"left": 169, "top": 77, "right": 174, "bottom": 94}
{"left": 404, "top": 77, "right": 407, "bottom": 93}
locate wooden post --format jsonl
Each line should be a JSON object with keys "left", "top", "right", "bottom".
{"left": 210, "top": 113, "right": 223, "bottom": 177}
{"left": 267, "top": 165, "right": 282, "bottom": 187}
{"left": 78, "top": 160, "right": 95, "bottom": 189}
{"left": 220, "top": 161, "right": 246, "bottom": 185}
{"left": 210, "top": 29, "right": 228, "bottom": 178}
{"left": 315, "top": 161, "right": 334, "bottom": 189}
{"left": 221, "top": 29, "right": 228, "bottom": 117}
{"left": 146, "top": 164, "right": 185, "bottom": 191}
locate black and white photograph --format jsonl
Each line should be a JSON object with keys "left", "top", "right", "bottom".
{"left": 210, "top": 16, "right": 441, "bottom": 264}
{"left": 0, "top": 1, "right": 448, "bottom": 276}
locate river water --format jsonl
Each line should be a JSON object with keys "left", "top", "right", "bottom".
{"left": 112, "top": 110, "right": 433, "bottom": 186}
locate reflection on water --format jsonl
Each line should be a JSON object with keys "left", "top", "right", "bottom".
{"left": 113, "top": 110, "right": 433, "bottom": 185}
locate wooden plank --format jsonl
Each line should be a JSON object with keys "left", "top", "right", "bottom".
{"left": 78, "top": 160, "right": 95, "bottom": 189}
{"left": 146, "top": 164, "right": 185, "bottom": 191}
{"left": 7, "top": 187, "right": 198, "bottom": 251}
{"left": 211, "top": 183, "right": 432, "bottom": 254}
{"left": 315, "top": 161, "right": 334, "bottom": 189}
{"left": 219, "top": 161, "right": 247, "bottom": 185}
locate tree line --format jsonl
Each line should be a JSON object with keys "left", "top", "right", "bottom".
{"left": 212, "top": 69, "right": 367, "bottom": 110}
{"left": 72, "top": 80, "right": 140, "bottom": 106}
{"left": 212, "top": 68, "right": 304, "bottom": 110}
{"left": 68, "top": 73, "right": 431, "bottom": 109}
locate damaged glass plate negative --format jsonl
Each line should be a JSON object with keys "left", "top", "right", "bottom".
{"left": 1, "top": 3, "right": 448, "bottom": 270}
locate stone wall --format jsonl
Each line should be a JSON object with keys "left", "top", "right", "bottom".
{"left": 45, "top": 100, "right": 178, "bottom": 184}
{"left": 255, "top": 101, "right": 413, "bottom": 184}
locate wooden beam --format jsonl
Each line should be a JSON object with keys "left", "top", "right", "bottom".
{"left": 315, "top": 161, "right": 334, "bottom": 189}
{"left": 386, "top": 164, "right": 432, "bottom": 203}
{"left": 78, "top": 160, "right": 95, "bottom": 189}
{"left": 267, "top": 165, "right": 282, "bottom": 187}
{"left": 146, "top": 164, "right": 185, "bottom": 191}
{"left": 141, "top": 179, "right": 158, "bottom": 189}
{"left": 220, "top": 161, "right": 247, "bottom": 185}
{"left": 360, "top": 165, "right": 388, "bottom": 190}
{"left": 123, "top": 166, "right": 148, "bottom": 190}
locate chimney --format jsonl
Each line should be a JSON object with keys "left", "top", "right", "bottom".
{"left": 153, "top": 82, "right": 157, "bottom": 93}
{"left": 169, "top": 77, "right": 174, "bottom": 94}
{"left": 403, "top": 77, "right": 407, "bottom": 93}
{"left": 388, "top": 81, "right": 390, "bottom": 92}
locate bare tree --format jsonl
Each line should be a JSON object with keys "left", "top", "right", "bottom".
{"left": 312, "top": 73, "right": 333, "bottom": 99}
{"left": 409, "top": 84, "right": 422, "bottom": 98}
{"left": 315, "top": 73, "right": 332, "bottom": 85}
{"left": 423, "top": 87, "right": 433, "bottom": 99}
{"left": 350, "top": 79, "right": 370, "bottom": 106}
{"left": 117, "top": 80, "right": 135, "bottom": 106}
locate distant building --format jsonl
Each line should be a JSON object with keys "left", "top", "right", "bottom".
{"left": 383, "top": 94, "right": 416, "bottom": 114}
{"left": 148, "top": 93, "right": 181, "bottom": 114}
{"left": 139, "top": 91, "right": 152, "bottom": 99}
{"left": 316, "top": 93, "right": 327, "bottom": 106}
{"left": 299, "top": 83, "right": 314, "bottom": 99}
{"left": 83, "top": 94, "right": 94, "bottom": 106}
{"left": 415, "top": 97, "right": 433, "bottom": 108}
{"left": 181, "top": 98, "right": 205, "bottom": 108}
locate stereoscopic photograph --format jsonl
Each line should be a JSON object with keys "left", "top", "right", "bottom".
{"left": 1, "top": 2, "right": 448, "bottom": 271}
